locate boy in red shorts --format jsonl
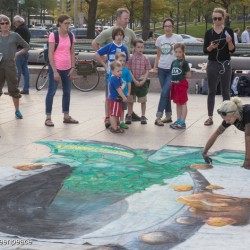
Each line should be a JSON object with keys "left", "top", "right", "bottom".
{"left": 109, "top": 61, "right": 128, "bottom": 133}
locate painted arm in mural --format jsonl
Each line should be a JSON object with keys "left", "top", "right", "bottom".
{"left": 202, "top": 125, "right": 226, "bottom": 163}
{"left": 243, "top": 123, "right": 250, "bottom": 169}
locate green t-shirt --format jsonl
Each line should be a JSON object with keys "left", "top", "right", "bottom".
{"left": 171, "top": 59, "right": 190, "bottom": 83}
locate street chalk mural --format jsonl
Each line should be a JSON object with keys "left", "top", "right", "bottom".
{"left": 0, "top": 140, "right": 247, "bottom": 249}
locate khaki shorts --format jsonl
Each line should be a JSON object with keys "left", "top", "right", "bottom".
{"left": 127, "top": 95, "right": 147, "bottom": 103}
{"left": 0, "top": 60, "right": 20, "bottom": 97}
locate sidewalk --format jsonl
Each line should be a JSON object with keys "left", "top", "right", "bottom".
{"left": 0, "top": 89, "right": 249, "bottom": 250}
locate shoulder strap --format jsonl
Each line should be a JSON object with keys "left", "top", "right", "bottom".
{"left": 54, "top": 31, "right": 59, "bottom": 52}
{"left": 68, "top": 31, "right": 73, "bottom": 48}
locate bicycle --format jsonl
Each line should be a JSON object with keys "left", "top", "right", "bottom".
{"left": 35, "top": 51, "right": 100, "bottom": 92}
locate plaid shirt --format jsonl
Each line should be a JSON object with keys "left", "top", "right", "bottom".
{"left": 128, "top": 54, "right": 151, "bottom": 80}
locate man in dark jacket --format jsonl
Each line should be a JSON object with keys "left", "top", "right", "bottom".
{"left": 13, "top": 15, "right": 31, "bottom": 94}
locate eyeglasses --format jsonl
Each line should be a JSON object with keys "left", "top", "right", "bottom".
{"left": 217, "top": 109, "right": 236, "bottom": 116}
{"left": 213, "top": 17, "right": 223, "bottom": 21}
{"left": 0, "top": 22, "right": 9, "bottom": 25}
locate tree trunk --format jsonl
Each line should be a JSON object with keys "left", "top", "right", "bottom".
{"left": 86, "top": 0, "right": 98, "bottom": 39}
{"left": 142, "top": 0, "right": 151, "bottom": 41}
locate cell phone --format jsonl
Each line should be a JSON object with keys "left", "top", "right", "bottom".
{"left": 212, "top": 40, "right": 220, "bottom": 44}
{"left": 212, "top": 38, "right": 226, "bottom": 44}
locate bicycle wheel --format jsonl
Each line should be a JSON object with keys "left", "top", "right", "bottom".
{"left": 36, "top": 64, "right": 49, "bottom": 91}
{"left": 72, "top": 66, "right": 100, "bottom": 92}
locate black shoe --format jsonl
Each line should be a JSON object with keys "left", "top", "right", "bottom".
{"left": 131, "top": 112, "right": 141, "bottom": 121}
{"left": 141, "top": 116, "right": 147, "bottom": 124}
{"left": 125, "top": 115, "right": 132, "bottom": 124}
{"left": 20, "top": 90, "right": 29, "bottom": 95}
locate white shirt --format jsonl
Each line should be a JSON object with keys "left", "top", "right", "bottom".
{"left": 155, "top": 34, "right": 183, "bottom": 69}
{"left": 241, "top": 30, "right": 250, "bottom": 43}
{"left": 234, "top": 32, "right": 239, "bottom": 44}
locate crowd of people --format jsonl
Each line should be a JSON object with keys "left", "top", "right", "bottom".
{"left": 0, "top": 7, "right": 249, "bottom": 168}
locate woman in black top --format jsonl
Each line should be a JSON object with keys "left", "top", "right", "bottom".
{"left": 203, "top": 8, "right": 235, "bottom": 126}
{"left": 202, "top": 97, "right": 250, "bottom": 169}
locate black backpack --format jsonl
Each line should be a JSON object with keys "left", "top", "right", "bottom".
{"left": 237, "top": 75, "right": 250, "bottom": 97}
{"left": 44, "top": 31, "right": 73, "bottom": 63}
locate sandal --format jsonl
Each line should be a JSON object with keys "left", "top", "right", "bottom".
{"left": 45, "top": 118, "right": 54, "bottom": 127}
{"left": 109, "top": 127, "right": 124, "bottom": 133}
{"left": 204, "top": 118, "right": 213, "bottom": 126}
{"left": 63, "top": 116, "right": 79, "bottom": 124}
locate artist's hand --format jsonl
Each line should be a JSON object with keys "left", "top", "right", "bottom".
{"left": 202, "top": 152, "right": 212, "bottom": 164}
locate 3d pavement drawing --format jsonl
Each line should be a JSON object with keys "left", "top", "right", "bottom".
{"left": 0, "top": 140, "right": 249, "bottom": 250}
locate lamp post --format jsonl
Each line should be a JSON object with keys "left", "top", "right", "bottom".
{"left": 79, "top": 0, "right": 84, "bottom": 27}
{"left": 177, "top": 0, "right": 180, "bottom": 34}
{"left": 74, "top": 0, "right": 77, "bottom": 27}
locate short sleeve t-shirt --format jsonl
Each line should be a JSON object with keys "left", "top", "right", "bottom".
{"left": 97, "top": 42, "right": 128, "bottom": 73}
{"left": 48, "top": 32, "right": 76, "bottom": 70}
{"left": 222, "top": 105, "right": 250, "bottom": 131}
{"left": 109, "top": 75, "right": 122, "bottom": 100}
{"left": 171, "top": 59, "right": 190, "bottom": 83}
{"left": 108, "top": 67, "right": 132, "bottom": 96}
{"left": 155, "top": 34, "right": 183, "bottom": 69}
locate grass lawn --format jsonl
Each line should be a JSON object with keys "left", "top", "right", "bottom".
{"left": 149, "top": 21, "right": 250, "bottom": 38}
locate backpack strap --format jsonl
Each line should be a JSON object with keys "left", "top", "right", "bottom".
{"left": 68, "top": 31, "right": 73, "bottom": 48}
{"left": 54, "top": 31, "right": 59, "bottom": 51}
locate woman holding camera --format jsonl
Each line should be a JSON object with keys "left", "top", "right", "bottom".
{"left": 203, "top": 7, "right": 235, "bottom": 126}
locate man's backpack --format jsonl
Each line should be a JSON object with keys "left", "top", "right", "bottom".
{"left": 237, "top": 75, "right": 250, "bottom": 96}
{"left": 44, "top": 31, "right": 73, "bottom": 63}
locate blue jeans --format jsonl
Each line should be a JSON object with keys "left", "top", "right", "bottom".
{"left": 16, "top": 51, "right": 30, "bottom": 92}
{"left": 156, "top": 67, "right": 172, "bottom": 118}
{"left": 46, "top": 65, "right": 72, "bottom": 115}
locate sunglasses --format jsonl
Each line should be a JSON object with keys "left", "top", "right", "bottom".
{"left": 217, "top": 109, "right": 236, "bottom": 116}
{"left": 213, "top": 17, "right": 223, "bottom": 21}
{"left": 0, "top": 22, "right": 9, "bottom": 25}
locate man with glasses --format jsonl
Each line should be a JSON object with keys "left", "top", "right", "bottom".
{"left": 13, "top": 15, "right": 31, "bottom": 95}
{"left": 202, "top": 97, "right": 250, "bottom": 169}
{"left": 0, "top": 15, "right": 30, "bottom": 119}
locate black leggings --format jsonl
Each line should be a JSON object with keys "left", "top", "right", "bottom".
{"left": 206, "top": 60, "right": 231, "bottom": 116}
